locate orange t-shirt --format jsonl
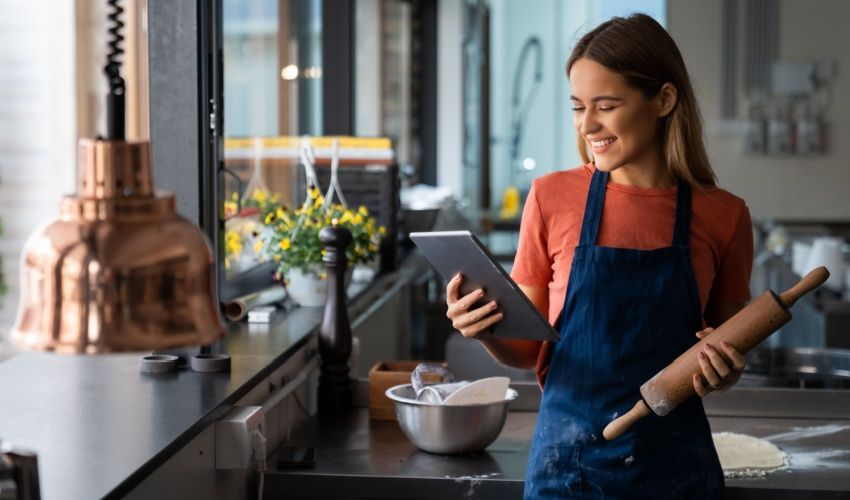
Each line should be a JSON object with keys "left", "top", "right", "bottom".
{"left": 510, "top": 164, "right": 753, "bottom": 384}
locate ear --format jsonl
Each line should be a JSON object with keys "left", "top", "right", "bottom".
{"left": 657, "top": 83, "right": 678, "bottom": 118}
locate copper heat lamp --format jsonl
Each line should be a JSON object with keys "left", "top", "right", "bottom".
{"left": 10, "top": 2, "right": 224, "bottom": 353}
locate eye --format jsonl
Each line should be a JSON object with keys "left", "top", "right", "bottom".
{"left": 571, "top": 107, "right": 585, "bottom": 112}
{"left": 598, "top": 106, "right": 615, "bottom": 112}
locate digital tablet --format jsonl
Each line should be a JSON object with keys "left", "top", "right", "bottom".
{"left": 410, "top": 230, "right": 559, "bottom": 342}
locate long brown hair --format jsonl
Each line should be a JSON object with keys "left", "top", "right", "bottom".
{"left": 567, "top": 13, "right": 716, "bottom": 188}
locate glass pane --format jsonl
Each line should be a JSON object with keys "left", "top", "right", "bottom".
{"left": 221, "top": 0, "right": 323, "bottom": 280}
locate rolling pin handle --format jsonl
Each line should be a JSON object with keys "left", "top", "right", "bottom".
{"left": 779, "top": 266, "right": 830, "bottom": 308}
{"left": 602, "top": 399, "right": 652, "bottom": 441}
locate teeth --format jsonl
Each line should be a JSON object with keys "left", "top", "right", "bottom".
{"left": 591, "top": 138, "right": 616, "bottom": 148}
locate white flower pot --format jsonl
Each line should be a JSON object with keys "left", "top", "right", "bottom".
{"left": 285, "top": 267, "right": 329, "bottom": 307}
{"left": 285, "top": 265, "right": 352, "bottom": 307}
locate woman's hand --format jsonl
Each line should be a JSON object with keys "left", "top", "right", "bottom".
{"left": 692, "top": 327, "right": 747, "bottom": 397}
{"left": 446, "top": 274, "right": 504, "bottom": 338}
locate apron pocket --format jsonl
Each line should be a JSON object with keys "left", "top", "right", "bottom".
{"left": 525, "top": 444, "right": 582, "bottom": 499}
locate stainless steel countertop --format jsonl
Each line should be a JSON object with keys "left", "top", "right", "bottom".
{"left": 0, "top": 256, "right": 430, "bottom": 499}
{"left": 264, "top": 407, "right": 850, "bottom": 499}
{"left": 714, "top": 416, "right": 850, "bottom": 496}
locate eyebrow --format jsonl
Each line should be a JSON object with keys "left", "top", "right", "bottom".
{"left": 569, "top": 95, "right": 624, "bottom": 102}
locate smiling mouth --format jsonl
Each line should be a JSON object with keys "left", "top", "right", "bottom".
{"left": 589, "top": 137, "right": 617, "bottom": 148}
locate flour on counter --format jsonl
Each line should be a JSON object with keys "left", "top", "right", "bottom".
{"left": 712, "top": 432, "right": 788, "bottom": 478}
{"left": 784, "top": 449, "right": 850, "bottom": 469}
{"left": 446, "top": 473, "right": 502, "bottom": 499}
{"left": 765, "top": 424, "right": 850, "bottom": 443}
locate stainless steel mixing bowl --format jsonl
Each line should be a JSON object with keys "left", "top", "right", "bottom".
{"left": 385, "top": 383, "right": 518, "bottom": 454}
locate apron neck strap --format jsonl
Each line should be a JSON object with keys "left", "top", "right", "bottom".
{"left": 579, "top": 169, "right": 693, "bottom": 247}
{"left": 672, "top": 180, "right": 691, "bottom": 247}
{"left": 579, "top": 169, "right": 609, "bottom": 246}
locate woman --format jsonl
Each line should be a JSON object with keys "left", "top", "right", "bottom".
{"left": 446, "top": 14, "right": 753, "bottom": 499}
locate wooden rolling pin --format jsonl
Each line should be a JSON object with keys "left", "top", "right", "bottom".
{"left": 603, "top": 266, "right": 829, "bottom": 441}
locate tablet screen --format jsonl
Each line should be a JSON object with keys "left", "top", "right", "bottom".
{"left": 410, "top": 231, "right": 559, "bottom": 342}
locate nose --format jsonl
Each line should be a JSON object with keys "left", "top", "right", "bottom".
{"left": 578, "top": 109, "right": 600, "bottom": 137}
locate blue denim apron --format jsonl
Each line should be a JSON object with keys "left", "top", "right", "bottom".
{"left": 524, "top": 170, "right": 724, "bottom": 499}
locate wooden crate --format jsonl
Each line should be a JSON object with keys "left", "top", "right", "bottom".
{"left": 368, "top": 361, "right": 446, "bottom": 420}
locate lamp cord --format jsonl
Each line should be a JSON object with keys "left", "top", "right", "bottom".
{"left": 105, "top": 0, "right": 126, "bottom": 140}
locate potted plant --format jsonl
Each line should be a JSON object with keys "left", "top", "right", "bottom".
{"left": 255, "top": 186, "right": 385, "bottom": 306}
{"left": 223, "top": 189, "right": 279, "bottom": 274}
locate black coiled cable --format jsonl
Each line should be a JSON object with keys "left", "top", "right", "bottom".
{"left": 105, "top": 0, "right": 125, "bottom": 140}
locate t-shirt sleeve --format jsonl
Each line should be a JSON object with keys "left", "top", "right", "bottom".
{"left": 510, "top": 183, "right": 553, "bottom": 287}
{"left": 709, "top": 203, "right": 754, "bottom": 304}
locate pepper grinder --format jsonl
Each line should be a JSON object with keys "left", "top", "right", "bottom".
{"left": 317, "top": 220, "right": 353, "bottom": 415}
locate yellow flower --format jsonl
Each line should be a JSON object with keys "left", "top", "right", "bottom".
{"left": 312, "top": 195, "right": 325, "bottom": 210}
{"left": 254, "top": 240, "right": 263, "bottom": 254}
{"left": 264, "top": 212, "right": 275, "bottom": 225}
{"left": 279, "top": 238, "right": 291, "bottom": 251}
{"left": 368, "top": 243, "right": 378, "bottom": 253}
{"left": 224, "top": 230, "right": 242, "bottom": 255}
{"left": 379, "top": 226, "right": 386, "bottom": 236}
{"left": 321, "top": 249, "right": 327, "bottom": 256}
{"left": 252, "top": 189, "right": 267, "bottom": 203}
{"left": 340, "top": 211, "right": 353, "bottom": 224}
{"left": 276, "top": 208, "right": 285, "bottom": 219}
{"left": 352, "top": 214, "right": 364, "bottom": 225}
{"left": 358, "top": 205, "right": 369, "bottom": 216}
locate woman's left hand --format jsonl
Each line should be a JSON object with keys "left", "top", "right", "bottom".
{"left": 692, "top": 327, "right": 747, "bottom": 397}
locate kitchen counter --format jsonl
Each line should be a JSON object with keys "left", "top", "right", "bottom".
{"left": 0, "top": 255, "right": 430, "bottom": 499}
{"left": 265, "top": 406, "right": 850, "bottom": 500}
{"left": 0, "top": 309, "right": 320, "bottom": 499}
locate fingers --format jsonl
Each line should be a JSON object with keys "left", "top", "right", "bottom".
{"left": 692, "top": 333, "right": 747, "bottom": 398}
{"left": 702, "top": 344, "right": 733, "bottom": 382}
{"left": 446, "top": 274, "right": 462, "bottom": 304}
{"left": 698, "top": 342, "right": 745, "bottom": 394}
{"left": 452, "top": 300, "right": 499, "bottom": 330}
{"left": 693, "top": 373, "right": 711, "bottom": 397}
{"left": 695, "top": 327, "right": 714, "bottom": 340}
{"left": 446, "top": 288, "right": 485, "bottom": 319}
{"left": 445, "top": 274, "right": 504, "bottom": 338}
{"left": 697, "top": 348, "right": 722, "bottom": 391}
{"left": 720, "top": 341, "right": 747, "bottom": 372}
{"left": 457, "top": 310, "right": 505, "bottom": 338}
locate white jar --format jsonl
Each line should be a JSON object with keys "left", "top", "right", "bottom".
{"left": 804, "top": 237, "right": 846, "bottom": 292}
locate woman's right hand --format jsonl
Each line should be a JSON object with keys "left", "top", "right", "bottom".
{"left": 446, "top": 274, "right": 504, "bottom": 338}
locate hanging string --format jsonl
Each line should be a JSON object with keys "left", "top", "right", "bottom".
{"left": 322, "top": 138, "right": 348, "bottom": 210}
{"left": 290, "top": 136, "right": 321, "bottom": 243}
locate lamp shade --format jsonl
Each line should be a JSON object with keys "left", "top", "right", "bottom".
{"left": 10, "top": 138, "right": 225, "bottom": 353}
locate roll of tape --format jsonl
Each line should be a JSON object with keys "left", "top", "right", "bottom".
{"left": 140, "top": 354, "right": 180, "bottom": 374}
{"left": 191, "top": 353, "right": 231, "bottom": 373}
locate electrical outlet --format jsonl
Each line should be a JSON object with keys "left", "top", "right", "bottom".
{"left": 215, "top": 406, "right": 266, "bottom": 469}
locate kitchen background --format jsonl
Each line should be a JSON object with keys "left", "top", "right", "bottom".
{"left": 1, "top": 0, "right": 849, "bottom": 348}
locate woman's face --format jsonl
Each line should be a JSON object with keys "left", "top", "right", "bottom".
{"left": 569, "top": 58, "right": 667, "bottom": 174}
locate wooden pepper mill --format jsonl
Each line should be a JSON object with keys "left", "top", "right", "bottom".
{"left": 317, "top": 220, "right": 353, "bottom": 416}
